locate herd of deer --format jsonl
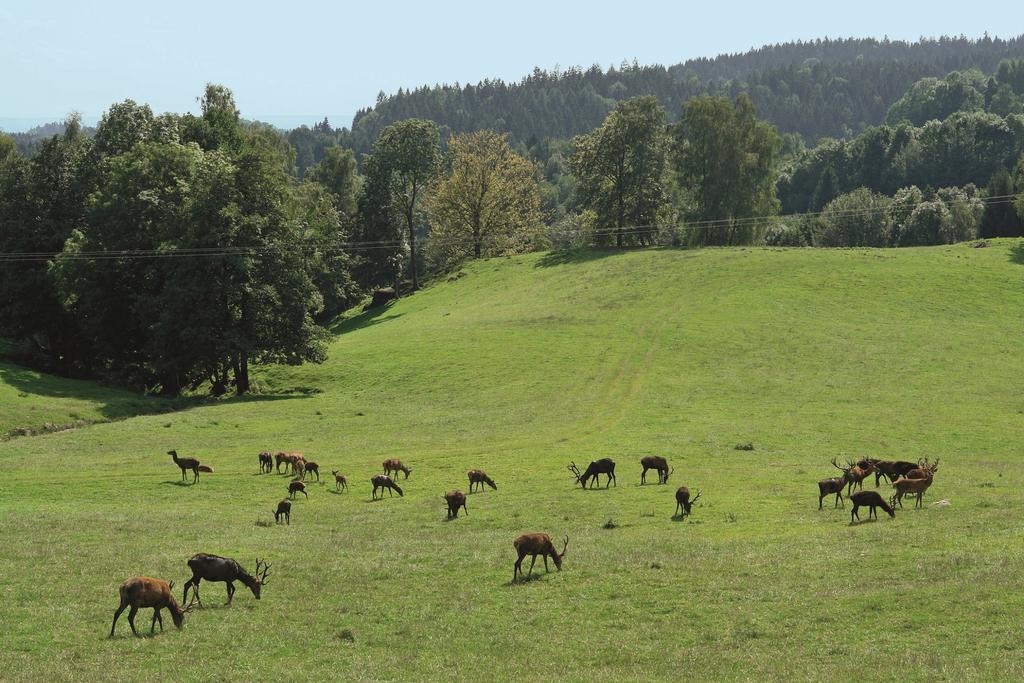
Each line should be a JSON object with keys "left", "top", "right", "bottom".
{"left": 118, "top": 448, "right": 938, "bottom": 637}
{"left": 817, "top": 457, "right": 941, "bottom": 522}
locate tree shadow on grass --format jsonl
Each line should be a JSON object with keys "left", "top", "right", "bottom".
{"left": 327, "top": 303, "right": 405, "bottom": 335}
{"left": 534, "top": 247, "right": 631, "bottom": 269}
{"left": 1009, "top": 241, "right": 1024, "bottom": 265}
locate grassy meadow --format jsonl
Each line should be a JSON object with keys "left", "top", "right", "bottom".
{"left": 1, "top": 241, "right": 1023, "bottom": 681}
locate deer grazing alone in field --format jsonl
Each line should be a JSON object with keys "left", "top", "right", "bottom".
{"left": 110, "top": 577, "right": 192, "bottom": 637}
{"left": 569, "top": 459, "right": 617, "bottom": 489}
{"left": 332, "top": 471, "right": 348, "bottom": 492}
{"left": 846, "top": 461, "right": 877, "bottom": 495}
{"left": 371, "top": 474, "right": 403, "bottom": 499}
{"left": 891, "top": 469, "right": 935, "bottom": 508}
{"left": 467, "top": 469, "right": 497, "bottom": 493}
{"left": 640, "top": 456, "right": 673, "bottom": 485}
{"left": 303, "top": 460, "right": 320, "bottom": 481}
{"left": 444, "top": 490, "right": 468, "bottom": 518}
{"left": 168, "top": 449, "right": 212, "bottom": 483}
{"left": 872, "top": 459, "right": 919, "bottom": 486}
{"left": 274, "top": 499, "right": 291, "bottom": 524}
{"left": 513, "top": 533, "right": 568, "bottom": 580}
{"left": 818, "top": 459, "right": 854, "bottom": 509}
{"left": 182, "top": 555, "right": 270, "bottom": 607}
{"left": 849, "top": 490, "right": 895, "bottom": 522}
{"left": 383, "top": 458, "right": 412, "bottom": 479}
{"left": 675, "top": 486, "right": 702, "bottom": 516}
{"left": 288, "top": 480, "right": 308, "bottom": 500}
{"left": 258, "top": 451, "right": 273, "bottom": 474}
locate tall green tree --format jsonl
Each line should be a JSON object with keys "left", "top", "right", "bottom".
{"left": 368, "top": 119, "right": 440, "bottom": 290}
{"left": 672, "top": 94, "right": 781, "bottom": 245}
{"left": 569, "top": 96, "right": 668, "bottom": 247}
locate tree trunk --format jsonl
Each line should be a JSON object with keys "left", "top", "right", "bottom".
{"left": 235, "top": 350, "right": 250, "bottom": 395}
{"left": 407, "top": 205, "right": 418, "bottom": 291}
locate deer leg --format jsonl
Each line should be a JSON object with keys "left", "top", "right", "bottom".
{"left": 110, "top": 601, "right": 128, "bottom": 637}
{"left": 226, "top": 582, "right": 234, "bottom": 604}
{"left": 543, "top": 555, "right": 549, "bottom": 572}
{"left": 302, "top": 489, "right": 308, "bottom": 499}
{"left": 528, "top": 554, "right": 537, "bottom": 576}
{"left": 612, "top": 471, "right": 617, "bottom": 487}
{"left": 150, "top": 608, "right": 160, "bottom": 634}
{"left": 127, "top": 605, "right": 140, "bottom": 637}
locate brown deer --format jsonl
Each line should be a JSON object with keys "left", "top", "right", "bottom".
{"left": 168, "top": 449, "right": 212, "bottom": 483}
{"left": 513, "top": 533, "right": 569, "bottom": 580}
{"left": 872, "top": 459, "right": 919, "bottom": 486}
{"left": 640, "top": 456, "right": 672, "bottom": 485}
{"left": 906, "top": 458, "right": 939, "bottom": 480}
{"left": 110, "top": 577, "right": 192, "bottom": 637}
{"left": 371, "top": 474, "right": 403, "bottom": 499}
{"left": 303, "top": 460, "right": 320, "bottom": 482}
{"left": 275, "top": 452, "right": 289, "bottom": 473}
{"left": 274, "top": 499, "right": 291, "bottom": 524}
{"left": 258, "top": 451, "right": 273, "bottom": 474}
{"left": 332, "top": 470, "right": 348, "bottom": 492}
{"left": 467, "top": 469, "right": 497, "bottom": 493}
{"left": 182, "top": 555, "right": 270, "bottom": 607}
{"left": 674, "top": 486, "right": 702, "bottom": 516}
{"left": 818, "top": 459, "right": 854, "bottom": 509}
{"left": 850, "top": 490, "right": 895, "bottom": 522}
{"left": 568, "top": 459, "right": 616, "bottom": 489}
{"left": 444, "top": 490, "right": 468, "bottom": 518}
{"left": 892, "top": 471, "right": 935, "bottom": 508}
{"left": 292, "top": 458, "right": 306, "bottom": 481}
{"left": 846, "top": 461, "right": 877, "bottom": 495}
{"left": 383, "top": 458, "right": 412, "bottom": 479}
{"left": 288, "top": 481, "right": 308, "bottom": 500}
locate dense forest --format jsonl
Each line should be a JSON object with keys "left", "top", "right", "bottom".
{"left": 3, "top": 37, "right": 1024, "bottom": 395}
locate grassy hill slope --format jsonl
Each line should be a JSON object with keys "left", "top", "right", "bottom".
{"left": 1, "top": 241, "right": 1023, "bottom": 681}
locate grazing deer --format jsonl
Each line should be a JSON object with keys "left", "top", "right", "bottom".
{"left": 288, "top": 481, "right": 308, "bottom": 500}
{"left": 371, "top": 474, "right": 403, "bottom": 499}
{"left": 274, "top": 499, "right": 291, "bottom": 524}
{"left": 258, "top": 451, "right": 273, "bottom": 474}
{"left": 675, "top": 486, "right": 702, "bottom": 516}
{"left": 568, "top": 459, "right": 616, "bottom": 489}
{"left": 304, "top": 460, "right": 320, "bottom": 481}
{"left": 292, "top": 458, "right": 306, "bottom": 481}
{"left": 872, "top": 459, "right": 918, "bottom": 486}
{"left": 513, "top": 533, "right": 569, "bottom": 580}
{"left": 332, "top": 470, "right": 348, "bottom": 492}
{"left": 850, "top": 490, "right": 895, "bottom": 522}
{"left": 818, "top": 459, "right": 854, "bottom": 509}
{"left": 467, "top": 469, "right": 497, "bottom": 493}
{"left": 383, "top": 458, "right": 412, "bottom": 479}
{"left": 444, "top": 490, "right": 468, "bottom": 518}
{"left": 275, "top": 452, "right": 289, "bottom": 473}
{"left": 640, "top": 456, "right": 673, "bottom": 485}
{"left": 906, "top": 458, "right": 939, "bottom": 480}
{"left": 168, "top": 449, "right": 212, "bottom": 483}
{"left": 892, "top": 471, "right": 935, "bottom": 509}
{"left": 110, "top": 577, "right": 191, "bottom": 637}
{"left": 182, "top": 555, "right": 270, "bottom": 607}
{"left": 846, "top": 461, "right": 877, "bottom": 495}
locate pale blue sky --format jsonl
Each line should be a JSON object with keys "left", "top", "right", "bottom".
{"left": 0, "top": 0, "right": 1020, "bottom": 131}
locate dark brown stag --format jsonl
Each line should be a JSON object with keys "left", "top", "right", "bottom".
{"left": 849, "top": 490, "right": 895, "bottom": 522}
{"left": 110, "top": 577, "right": 192, "bottom": 637}
{"left": 168, "top": 449, "right": 213, "bottom": 483}
{"left": 872, "top": 459, "right": 919, "bottom": 486}
{"left": 674, "top": 486, "right": 702, "bottom": 517}
{"left": 512, "top": 533, "right": 569, "bottom": 580}
{"left": 467, "top": 469, "right": 497, "bottom": 493}
{"left": 181, "top": 554, "right": 270, "bottom": 606}
{"left": 274, "top": 499, "right": 291, "bottom": 524}
{"left": 444, "top": 490, "right": 468, "bottom": 518}
{"left": 288, "top": 480, "right": 308, "bottom": 500}
{"left": 640, "top": 456, "right": 673, "bottom": 485}
{"left": 258, "top": 451, "right": 273, "bottom": 474}
{"left": 383, "top": 458, "right": 412, "bottom": 479}
{"left": 818, "top": 459, "right": 854, "bottom": 509}
{"left": 371, "top": 474, "right": 404, "bottom": 499}
{"left": 569, "top": 459, "right": 617, "bottom": 489}
{"left": 332, "top": 470, "right": 348, "bottom": 492}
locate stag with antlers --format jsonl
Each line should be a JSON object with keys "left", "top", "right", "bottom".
{"left": 675, "top": 486, "right": 702, "bottom": 517}
{"left": 569, "top": 459, "right": 616, "bottom": 489}
{"left": 512, "top": 533, "right": 568, "bottom": 580}
{"left": 891, "top": 463, "right": 937, "bottom": 508}
{"left": 640, "top": 456, "right": 673, "bottom": 485}
{"left": 846, "top": 460, "right": 876, "bottom": 495}
{"left": 110, "top": 577, "right": 192, "bottom": 637}
{"left": 872, "top": 459, "right": 919, "bottom": 486}
{"left": 467, "top": 469, "right": 497, "bottom": 493}
{"left": 906, "top": 458, "right": 939, "bottom": 480}
{"left": 181, "top": 554, "right": 270, "bottom": 607}
{"left": 818, "top": 459, "right": 854, "bottom": 509}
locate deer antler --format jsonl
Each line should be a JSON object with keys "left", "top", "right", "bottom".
{"left": 255, "top": 558, "right": 271, "bottom": 584}
{"left": 929, "top": 458, "right": 939, "bottom": 473}
{"left": 690, "top": 489, "right": 703, "bottom": 505}
{"left": 830, "top": 458, "right": 846, "bottom": 471}
{"left": 560, "top": 535, "right": 569, "bottom": 558}
{"left": 567, "top": 462, "right": 581, "bottom": 481}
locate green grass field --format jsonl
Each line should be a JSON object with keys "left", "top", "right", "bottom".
{"left": 1, "top": 241, "right": 1023, "bottom": 681}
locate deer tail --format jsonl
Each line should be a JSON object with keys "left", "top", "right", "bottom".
{"left": 198, "top": 465, "right": 214, "bottom": 473}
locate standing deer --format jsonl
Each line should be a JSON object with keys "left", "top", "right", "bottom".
{"left": 906, "top": 458, "right": 939, "bottom": 480}
{"left": 512, "top": 533, "right": 569, "bottom": 580}
{"left": 383, "top": 458, "right": 412, "bottom": 479}
{"left": 258, "top": 452, "right": 273, "bottom": 474}
{"left": 892, "top": 470, "right": 935, "bottom": 508}
{"left": 292, "top": 458, "right": 306, "bottom": 481}
{"left": 274, "top": 499, "right": 291, "bottom": 524}
{"left": 110, "top": 577, "right": 191, "bottom": 637}
{"left": 275, "top": 452, "right": 289, "bottom": 473}
{"left": 288, "top": 481, "right": 308, "bottom": 500}
{"left": 846, "top": 461, "right": 877, "bottom": 495}
{"left": 872, "top": 459, "right": 919, "bottom": 486}
{"left": 640, "top": 456, "right": 673, "bottom": 485}
{"left": 181, "top": 555, "right": 270, "bottom": 607}
{"left": 569, "top": 459, "right": 616, "bottom": 489}
{"left": 849, "top": 490, "right": 895, "bottom": 522}
{"left": 467, "top": 469, "right": 497, "bottom": 493}
{"left": 674, "top": 486, "right": 702, "bottom": 516}
{"left": 371, "top": 474, "right": 403, "bottom": 499}
{"left": 168, "top": 449, "right": 212, "bottom": 483}
{"left": 332, "top": 470, "right": 348, "bottom": 492}
{"left": 304, "top": 460, "right": 320, "bottom": 482}
{"left": 818, "top": 459, "right": 854, "bottom": 509}
{"left": 444, "top": 490, "right": 468, "bottom": 518}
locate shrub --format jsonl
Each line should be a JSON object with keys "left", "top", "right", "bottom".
{"left": 818, "top": 188, "right": 892, "bottom": 247}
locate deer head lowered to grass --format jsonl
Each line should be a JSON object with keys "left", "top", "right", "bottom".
{"left": 181, "top": 555, "right": 270, "bottom": 607}
{"left": 110, "top": 577, "right": 193, "bottom": 637}
{"left": 640, "top": 456, "right": 673, "bottom": 485}
{"left": 512, "top": 533, "right": 568, "bottom": 580}
{"left": 467, "top": 469, "right": 497, "bottom": 493}
{"left": 568, "top": 459, "right": 616, "bottom": 489}
{"left": 371, "top": 474, "right": 403, "bottom": 499}
{"left": 383, "top": 458, "right": 412, "bottom": 480}
{"left": 444, "top": 490, "right": 468, "bottom": 518}
{"left": 675, "top": 486, "right": 702, "bottom": 517}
